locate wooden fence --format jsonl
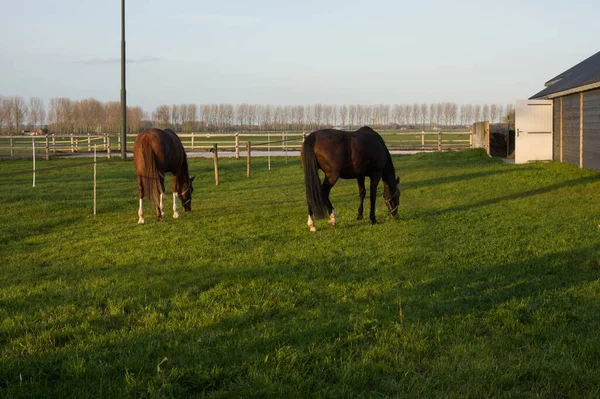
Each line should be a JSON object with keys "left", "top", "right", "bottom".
{"left": 0, "top": 130, "right": 473, "bottom": 159}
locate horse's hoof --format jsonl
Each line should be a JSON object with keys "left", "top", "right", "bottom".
{"left": 370, "top": 219, "right": 377, "bottom": 225}
{"left": 138, "top": 219, "right": 145, "bottom": 224}
{"left": 357, "top": 215, "right": 363, "bottom": 220}
{"left": 309, "top": 226, "right": 317, "bottom": 232}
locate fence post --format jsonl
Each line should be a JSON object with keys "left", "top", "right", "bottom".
{"left": 32, "top": 137, "right": 36, "bottom": 187}
{"left": 45, "top": 135, "right": 50, "bottom": 160}
{"left": 421, "top": 132, "right": 425, "bottom": 149}
{"left": 88, "top": 135, "right": 91, "bottom": 152}
{"left": 246, "top": 141, "right": 251, "bottom": 178}
{"left": 71, "top": 134, "right": 75, "bottom": 153}
{"left": 10, "top": 137, "right": 14, "bottom": 157}
{"left": 191, "top": 132, "right": 195, "bottom": 151}
{"left": 235, "top": 133, "right": 240, "bottom": 159}
{"left": 52, "top": 134, "right": 56, "bottom": 154}
{"left": 94, "top": 144, "right": 97, "bottom": 216}
{"left": 283, "top": 131, "right": 288, "bottom": 163}
{"left": 107, "top": 135, "right": 112, "bottom": 159}
{"left": 268, "top": 132, "right": 271, "bottom": 170}
{"left": 213, "top": 144, "right": 219, "bottom": 186}
{"left": 438, "top": 132, "right": 442, "bottom": 151}
{"left": 470, "top": 128, "right": 473, "bottom": 148}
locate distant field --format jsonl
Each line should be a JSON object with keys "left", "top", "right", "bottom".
{"left": 1, "top": 150, "right": 599, "bottom": 398}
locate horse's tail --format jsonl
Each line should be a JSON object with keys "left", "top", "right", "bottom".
{"left": 301, "top": 133, "right": 327, "bottom": 219}
{"left": 139, "top": 141, "right": 163, "bottom": 207}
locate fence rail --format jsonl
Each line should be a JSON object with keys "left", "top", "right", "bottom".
{"left": 0, "top": 131, "right": 473, "bottom": 159}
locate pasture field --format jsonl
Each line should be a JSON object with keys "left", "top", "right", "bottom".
{"left": 1, "top": 149, "right": 599, "bottom": 398}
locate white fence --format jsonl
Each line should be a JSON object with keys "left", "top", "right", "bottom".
{"left": 0, "top": 131, "right": 474, "bottom": 159}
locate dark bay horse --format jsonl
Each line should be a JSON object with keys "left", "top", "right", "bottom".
{"left": 301, "top": 126, "right": 400, "bottom": 232}
{"left": 134, "top": 128, "right": 194, "bottom": 224}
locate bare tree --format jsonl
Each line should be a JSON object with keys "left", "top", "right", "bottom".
{"left": 236, "top": 103, "right": 247, "bottom": 131}
{"left": 474, "top": 104, "right": 482, "bottom": 123}
{"left": 482, "top": 104, "right": 490, "bottom": 122}
{"left": 171, "top": 105, "right": 181, "bottom": 131}
{"left": 128, "top": 106, "right": 144, "bottom": 133}
{"left": 152, "top": 105, "right": 171, "bottom": 129}
{"left": 338, "top": 104, "right": 348, "bottom": 128}
{"left": 28, "top": 97, "right": 46, "bottom": 132}
{"left": 405, "top": 105, "right": 413, "bottom": 128}
{"left": 313, "top": 104, "right": 323, "bottom": 130}
{"left": 187, "top": 104, "right": 198, "bottom": 132}
{"left": 490, "top": 104, "right": 498, "bottom": 124}
{"left": 7, "top": 96, "right": 28, "bottom": 134}
{"left": 322, "top": 105, "right": 334, "bottom": 128}
{"left": 412, "top": 103, "right": 420, "bottom": 129}
{"left": 0, "top": 96, "right": 7, "bottom": 135}
{"left": 419, "top": 103, "right": 428, "bottom": 130}
{"left": 48, "top": 97, "right": 75, "bottom": 134}
{"left": 348, "top": 104, "right": 357, "bottom": 129}
{"left": 104, "top": 102, "right": 120, "bottom": 134}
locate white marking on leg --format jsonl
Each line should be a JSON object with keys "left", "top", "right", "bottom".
{"left": 328, "top": 210, "right": 337, "bottom": 228}
{"left": 307, "top": 215, "right": 317, "bottom": 232}
{"left": 172, "top": 192, "right": 179, "bottom": 219}
{"left": 138, "top": 198, "right": 145, "bottom": 224}
{"left": 159, "top": 193, "right": 165, "bottom": 216}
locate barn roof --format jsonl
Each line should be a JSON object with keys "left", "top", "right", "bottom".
{"left": 530, "top": 51, "right": 600, "bottom": 99}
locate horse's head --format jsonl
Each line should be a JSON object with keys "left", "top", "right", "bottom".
{"left": 180, "top": 176, "right": 195, "bottom": 212}
{"left": 383, "top": 176, "right": 400, "bottom": 218}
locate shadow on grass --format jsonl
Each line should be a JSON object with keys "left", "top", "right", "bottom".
{"left": 410, "top": 174, "right": 600, "bottom": 219}
{"left": 3, "top": 241, "right": 600, "bottom": 397}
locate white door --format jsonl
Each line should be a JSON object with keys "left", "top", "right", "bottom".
{"left": 515, "top": 100, "right": 553, "bottom": 164}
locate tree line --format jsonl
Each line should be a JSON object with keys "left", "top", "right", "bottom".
{"left": 0, "top": 95, "right": 515, "bottom": 135}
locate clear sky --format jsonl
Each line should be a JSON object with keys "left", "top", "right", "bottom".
{"left": 0, "top": 0, "right": 598, "bottom": 114}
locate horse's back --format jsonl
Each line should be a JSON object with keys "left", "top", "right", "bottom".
{"left": 310, "top": 127, "right": 388, "bottom": 177}
{"left": 135, "top": 128, "right": 186, "bottom": 172}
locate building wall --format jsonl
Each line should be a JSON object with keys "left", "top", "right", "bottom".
{"left": 561, "top": 93, "right": 581, "bottom": 166}
{"left": 552, "top": 87, "right": 600, "bottom": 172}
{"left": 553, "top": 98, "right": 561, "bottom": 161}
{"left": 583, "top": 88, "right": 600, "bottom": 171}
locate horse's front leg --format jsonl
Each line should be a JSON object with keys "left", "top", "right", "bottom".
{"left": 137, "top": 175, "right": 145, "bottom": 224}
{"left": 356, "top": 176, "right": 366, "bottom": 220}
{"left": 172, "top": 175, "right": 179, "bottom": 219}
{"left": 369, "top": 173, "right": 382, "bottom": 225}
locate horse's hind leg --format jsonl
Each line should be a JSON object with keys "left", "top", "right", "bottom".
{"left": 356, "top": 176, "right": 366, "bottom": 220}
{"left": 322, "top": 178, "right": 336, "bottom": 228}
{"left": 137, "top": 176, "right": 145, "bottom": 224}
{"left": 307, "top": 205, "right": 317, "bottom": 232}
{"left": 156, "top": 175, "right": 166, "bottom": 220}
{"left": 172, "top": 174, "right": 179, "bottom": 219}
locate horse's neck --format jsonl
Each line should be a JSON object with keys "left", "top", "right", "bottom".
{"left": 382, "top": 152, "right": 396, "bottom": 184}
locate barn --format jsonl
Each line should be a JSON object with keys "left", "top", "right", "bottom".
{"left": 527, "top": 51, "right": 600, "bottom": 171}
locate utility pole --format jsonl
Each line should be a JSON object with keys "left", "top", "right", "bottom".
{"left": 121, "top": 0, "right": 127, "bottom": 159}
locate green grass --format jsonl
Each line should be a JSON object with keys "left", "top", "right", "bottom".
{"left": 1, "top": 149, "right": 600, "bottom": 398}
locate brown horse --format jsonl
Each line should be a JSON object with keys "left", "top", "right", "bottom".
{"left": 301, "top": 126, "right": 400, "bottom": 232}
{"left": 134, "top": 128, "right": 194, "bottom": 224}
